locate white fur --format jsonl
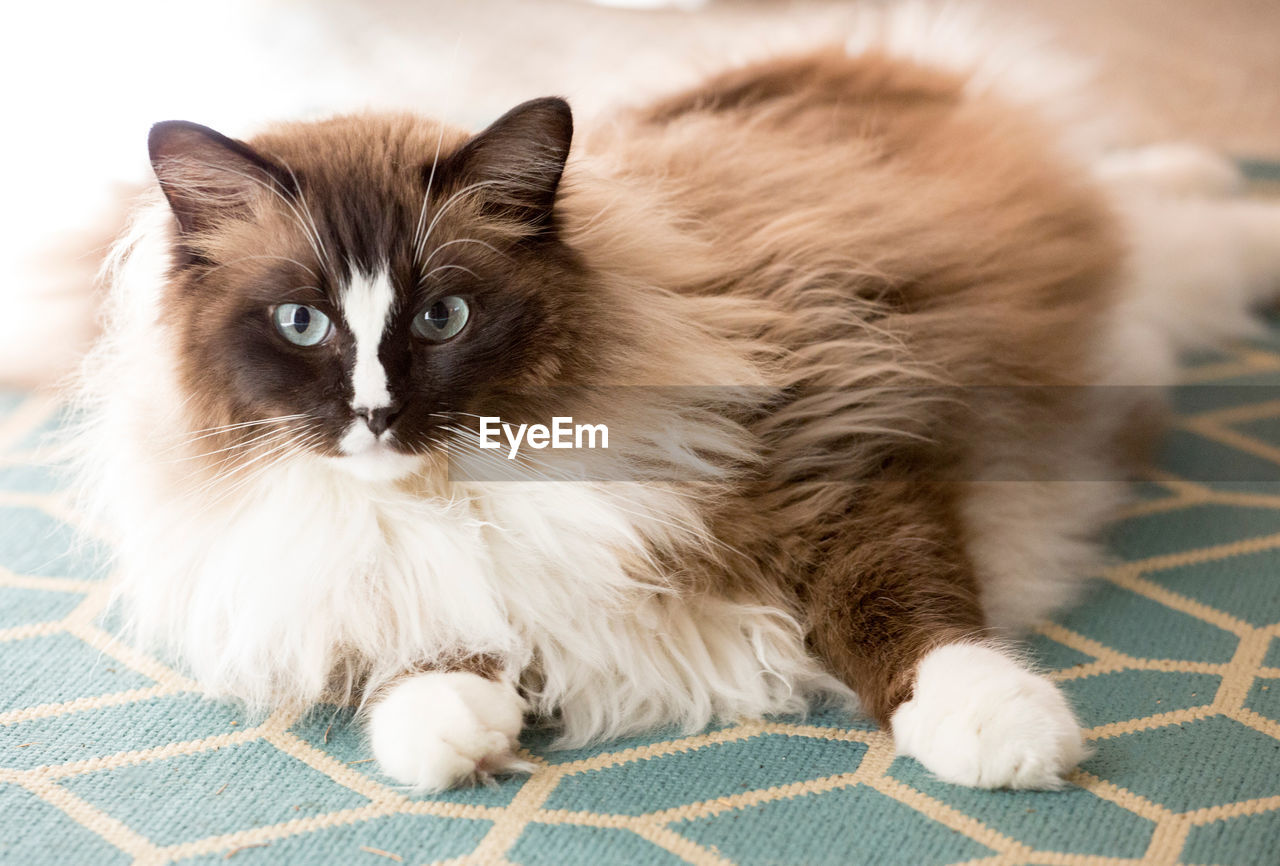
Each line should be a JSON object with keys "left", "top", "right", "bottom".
{"left": 330, "top": 436, "right": 421, "bottom": 482}
{"left": 342, "top": 268, "right": 395, "bottom": 418}
{"left": 334, "top": 268, "right": 419, "bottom": 481}
{"left": 368, "top": 671, "right": 531, "bottom": 790}
{"left": 892, "top": 643, "right": 1085, "bottom": 789}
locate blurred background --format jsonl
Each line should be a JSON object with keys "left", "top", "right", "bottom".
{"left": 2, "top": 0, "right": 1277, "bottom": 384}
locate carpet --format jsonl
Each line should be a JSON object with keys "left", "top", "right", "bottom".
{"left": 2, "top": 172, "right": 1279, "bottom": 865}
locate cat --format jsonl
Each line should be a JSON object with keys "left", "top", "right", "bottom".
{"left": 69, "top": 27, "right": 1280, "bottom": 794}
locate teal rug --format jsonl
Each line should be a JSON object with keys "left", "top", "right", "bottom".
{"left": 3, "top": 171, "right": 1280, "bottom": 865}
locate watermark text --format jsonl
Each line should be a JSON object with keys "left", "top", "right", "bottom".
{"left": 478, "top": 416, "right": 609, "bottom": 459}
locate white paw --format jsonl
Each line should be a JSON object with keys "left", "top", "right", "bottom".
{"left": 890, "top": 643, "right": 1085, "bottom": 789}
{"left": 367, "top": 671, "right": 532, "bottom": 791}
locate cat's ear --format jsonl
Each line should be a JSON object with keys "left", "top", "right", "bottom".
{"left": 440, "top": 97, "right": 573, "bottom": 233}
{"left": 148, "top": 121, "right": 295, "bottom": 234}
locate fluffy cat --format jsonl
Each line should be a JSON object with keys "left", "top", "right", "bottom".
{"left": 70, "top": 25, "right": 1280, "bottom": 793}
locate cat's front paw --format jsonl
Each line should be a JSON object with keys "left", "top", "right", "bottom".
{"left": 367, "top": 671, "right": 532, "bottom": 791}
{"left": 890, "top": 643, "right": 1085, "bottom": 789}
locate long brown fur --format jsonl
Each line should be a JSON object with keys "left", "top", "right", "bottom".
{"left": 573, "top": 49, "right": 1124, "bottom": 723}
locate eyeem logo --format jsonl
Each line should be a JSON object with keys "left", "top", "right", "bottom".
{"left": 478, "top": 417, "right": 609, "bottom": 459}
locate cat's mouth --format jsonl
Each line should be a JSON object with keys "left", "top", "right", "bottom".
{"left": 333, "top": 421, "right": 421, "bottom": 482}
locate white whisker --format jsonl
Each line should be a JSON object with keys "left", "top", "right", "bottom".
{"left": 276, "top": 158, "right": 331, "bottom": 273}
{"left": 418, "top": 263, "right": 480, "bottom": 286}
{"left": 158, "top": 425, "right": 296, "bottom": 465}
{"left": 414, "top": 121, "right": 450, "bottom": 261}
{"left": 163, "top": 414, "right": 310, "bottom": 452}
{"left": 187, "top": 158, "right": 329, "bottom": 272}
{"left": 188, "top": 254, "right": 321, "bottom": 285}
{"left": 419, "top": 179, "right": 507, "bottom": 254}
{"left": 420, "top": 237, "right": 505, "bottom": 269}
{"left": 185, "top": 427, "right": 325, "bottom": 517}
{"left": 413, "top": 37, "right": 461, "bottom": 262}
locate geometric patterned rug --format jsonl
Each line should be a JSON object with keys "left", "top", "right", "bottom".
{"left": 3, "top": 169, "right": 1279, "bottom": 865}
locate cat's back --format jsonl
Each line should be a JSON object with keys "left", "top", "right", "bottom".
{"left": 586, "top": 47, "right": 1122, "bottom": 381}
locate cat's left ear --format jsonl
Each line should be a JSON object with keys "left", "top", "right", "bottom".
{"left": 148, "top": 121, "right": 296, "bottom": 235}
{"left": 440, "top": 97, "right": 573, "bottom": 233}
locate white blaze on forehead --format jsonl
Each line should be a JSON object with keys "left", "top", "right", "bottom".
{"left": 343, "top": 269, "right": 395, "bottom": 410}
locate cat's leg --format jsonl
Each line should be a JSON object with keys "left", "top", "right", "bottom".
{"left": 961, "top": 480, "right": 1123, "bottom": 631}
{"left": 806, "top": 481, "right": 1085, "bottom": 789}
{"left": 367, "top": 666, "right": 532, "bottom": 791}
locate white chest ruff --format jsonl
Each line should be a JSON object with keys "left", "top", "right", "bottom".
{"left": 104, "top": 457, "right": 836, "bottom": 742}
{"left": 78, "top": 199, "right": 839, "bottom": 743}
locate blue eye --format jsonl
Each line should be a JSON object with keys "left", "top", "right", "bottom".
{"left": 411, "top": 296, "right": 470, "bottom": 342}
{"left": 273, "top": 304, "right": 332, "bottom": 347}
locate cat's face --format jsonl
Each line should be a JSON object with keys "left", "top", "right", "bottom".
{"left": 149, "top": 100, "right": 593, "bottom": 481}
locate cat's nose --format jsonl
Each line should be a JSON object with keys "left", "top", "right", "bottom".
{"left": 356, "top": 405, "right": 401, "bottom": 436}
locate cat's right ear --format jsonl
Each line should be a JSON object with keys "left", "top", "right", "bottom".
{"left": 439, "top": 97, "right": 574, "bottom": 234}
{"left": 148, "top": 121, "right": 295, "bottom": 234}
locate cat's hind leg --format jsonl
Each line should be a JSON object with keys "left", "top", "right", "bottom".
{"left": 806, "top": 479, "right": 1085, "bottom": 789}
{"left": 367, "top": 668, "right": 533, "bottom": 791}
{"left": 961, "top": 479, "right": 1125, "bottom": 632}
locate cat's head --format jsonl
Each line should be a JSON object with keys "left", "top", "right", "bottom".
{"left": 148, "top": 99, "right": 600, "bottom": 481}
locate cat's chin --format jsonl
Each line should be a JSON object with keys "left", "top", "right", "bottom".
{"left": 329, "top": 445, "right": 422, "bottom": 483}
